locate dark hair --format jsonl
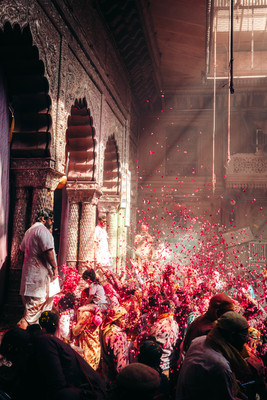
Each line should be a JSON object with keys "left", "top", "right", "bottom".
{"left": 35, "top": 208, "right": 54, "bottom": 222}
{"left": 160, "top": 300, "right": 171, "bottom": 313}
{"left": 58, "top": 292, "right": 75, "bottom": 311}
{"left": 39, "top": 311, "right": 59, "bottom": 334}
{"left": 148, "top": 296, "right": 159, "bottom": 308}
{"left": 138, "top": 340, "right": 163, "bottom": 370}
{"left": 82, "top": 268, "right": 96, "bottom": 282}
{"left": 0, "top": 327, "right": 31, "bottom": 362}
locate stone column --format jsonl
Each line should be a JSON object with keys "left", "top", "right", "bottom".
{"left": 10, "top": 187, "right": 29, "bottom": 270}
{"left": 8, "top": 159, "right": 63, "bottom": 316}
{"left": 66, "top": 202, "right": 80, "bottom": 267}
{"left": 116, "top": 208, "right": 127, "bottom": 274}
{"left": 79, "top": 202, "right": 96, "bottom": 271}
{"left": 107, "top": 211, "right": 118, "bottom": 265}
{"left": 66, "top": 182, "right": 102, "bottom": 269}
{"left": 31, "top": 187, "right": 50, "bottom": 225}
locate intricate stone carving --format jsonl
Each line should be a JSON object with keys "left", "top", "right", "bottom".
{"left": 11, "top": 158, "right": 63, "bottom": 190}
{"left": 66, "top": 182, "right": 101, "bottom": 266}
{"left": 64, "top": 49, "right": 102, "bottom": 133}
{"left": 66, "top": 182, "right": 102, "bottom": 204}
{"left": 31, "top": 188, "right": 52, "bottom": 225}
{"left": 226, "top": 152, "right": 267, "bottom": 189}
{"left": 98, "top": 195, "right": 120, "bottom": 214}
{"left": 0, "top": 1, "right": 29, "bottom": 30}
{"left": 66, "top": 202, "right": 79, "bottom": 265}
{"left": 107, "top": 211, "right": 118, "bottom": 260}
{"left": 10, "top": 187, "right": 28, "bottom": 270}
{"left": 29, "top": 2, "right": 60, "bottom": 97}
{"left": 78, "top": 202, "right": 96, "bottom": 270}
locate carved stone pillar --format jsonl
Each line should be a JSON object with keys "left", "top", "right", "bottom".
{"left": 10, "top": 187, "right": 29, "bottom": 271}
{"left": 66, "top": 202, "right": 80, "bottom": 266}
{"left": 79, "top": 202, "right": 96, "bottom": 271}
{"left": 31, "top": 188, "right": 50, "bottom": 225}
{"left": 107, "top": 211, "right": 118, "bottom": 261}
{"left": 10, "top": 159, "right": 63, "bottom": 269}
{"left": 66, "top": 181, "right": 102, "bottom": 269}
{"left": 116, "top": 208, "right": 127, "bottom": 274}
{"left": 7, "top": 159, "right": 63, "bottom": 315}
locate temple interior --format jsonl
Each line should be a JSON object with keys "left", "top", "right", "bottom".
{"left": 0, "top": 0, "right": 267, "bottom": 321}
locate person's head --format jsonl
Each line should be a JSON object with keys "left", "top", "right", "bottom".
{"left": 138, "top": 340, "right": 163, "bottom": 371}
{"left": 216, "top": 311, "right": 249, "bottom": 351}
{"left": 0, "top": 327, "right": 31, "bottom": 363}
{"left": 39, "top": 311, "right": 59, "bottom": 335}
{"left": 207, "top": 293, "right": 234, "bottom": 320}
{"left": 26, "top": 323, "right": 42, "bottom": 338}
{"left": 82, "top": 268, "right": 96, "bottom": 283}
{"left": 140, "top": 224, "right": 148, "bottom": 233}
{"left": 148, "top": 296, "right": 159, "bottom": 309}
{"left": 103, "top": 306, "right": 127, "bottom": 330}
{"left": 159, "top": 299, "right": 172, "bottom": 314}
{"left": 98, "top": 216, "right": 107, "bottom": 227}
{"left": 116, "top": 363, "right": 161, "bottom": 400}
{"left": 58, "top": 292, "right": 76, "bottom": 311}
{"left": 36, "top": 208, "right": 54, "bottom": 230}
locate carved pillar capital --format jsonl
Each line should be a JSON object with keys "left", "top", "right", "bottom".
{"left": 11, "top": 158, "right": 64, "bottom": 190}
{"left": 98, "top": 194, "right": 120, "bottom": 213}
{"left": 66, "top": 181, "right": 102, "bottom": 204}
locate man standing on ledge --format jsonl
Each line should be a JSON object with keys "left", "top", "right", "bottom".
{"left": 94, "top": 216, "right": 113, "bottom": 271}
{"left": 18, "top": 208, "right": 58, "bottom": 329}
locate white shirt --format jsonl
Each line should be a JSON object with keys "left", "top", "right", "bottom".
{"left": 89, "top": 282, "right": 108, "bottom": 306}
{"left": 150, "top": 314, "right": 179, "bottom": 370}
{"left": 94, "top": 225, "right": 113, "bottom": 268}
{"left": 20, "top": 222, "right": 55, "bottom": 298}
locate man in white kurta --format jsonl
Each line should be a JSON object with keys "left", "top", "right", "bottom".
{"left": 94, "top": 216, "right": 113, "bottom": 270}
{"left": 18, "top": 209, "right": 58, "bottom": 328}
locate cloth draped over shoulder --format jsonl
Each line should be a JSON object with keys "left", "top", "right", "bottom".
{"left": 206, "top": 326, "right": 252, "bottom": 388}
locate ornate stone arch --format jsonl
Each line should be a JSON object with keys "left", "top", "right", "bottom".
{"left": 0, "top": 22, "right": 52, "bottom": 158}
{"left": 65, "top": 98, "right": 101, "bottom": 269}
{"left": 102, "top": 134, "right": 120, "bottom": 196}
{"left": 66, "top": 98, "right": 97, "bottom": 181}
{"left": 0, "top": 20, "right": 62, "bottom": 313}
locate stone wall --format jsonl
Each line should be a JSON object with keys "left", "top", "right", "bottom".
{"left": 0, "top": 0, "right": 140, "bottom": 312}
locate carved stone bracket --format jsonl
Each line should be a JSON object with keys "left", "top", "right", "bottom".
{"left": 66, "top": 181, "right": 102, "bottom": 204}
{"left": 11, "top": 158, "right": 64, "bottom": 190}
{"left": 98, "top": 194, "right": 121, "bottom": 213}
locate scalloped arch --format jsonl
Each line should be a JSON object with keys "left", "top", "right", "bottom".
{"left": 103, "top": 134, "right": 120, "bottom": 195}
{"left": 66, "top": 98, "right": 97, "bottom": 181}
{"left": 0, "top": 22, "right": 52, "bottom": 158}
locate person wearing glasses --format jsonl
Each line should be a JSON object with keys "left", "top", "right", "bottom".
{"left": 18, "top": 208, "right": 58, "bottom": 329}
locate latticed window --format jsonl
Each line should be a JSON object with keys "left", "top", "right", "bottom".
{"left": 249, "top": 241, "right": 267, "bottom": 268}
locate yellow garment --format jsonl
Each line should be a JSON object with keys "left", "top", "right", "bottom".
{"left": 72, "top": 309, "right": 101, "bottom": 370}
{"left": 101, "top": 306, "right": 127, "bottom": 337}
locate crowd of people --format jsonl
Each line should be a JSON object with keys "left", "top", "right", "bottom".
{"left": 1, "top": 209, "right": 267, "bottom": 400}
